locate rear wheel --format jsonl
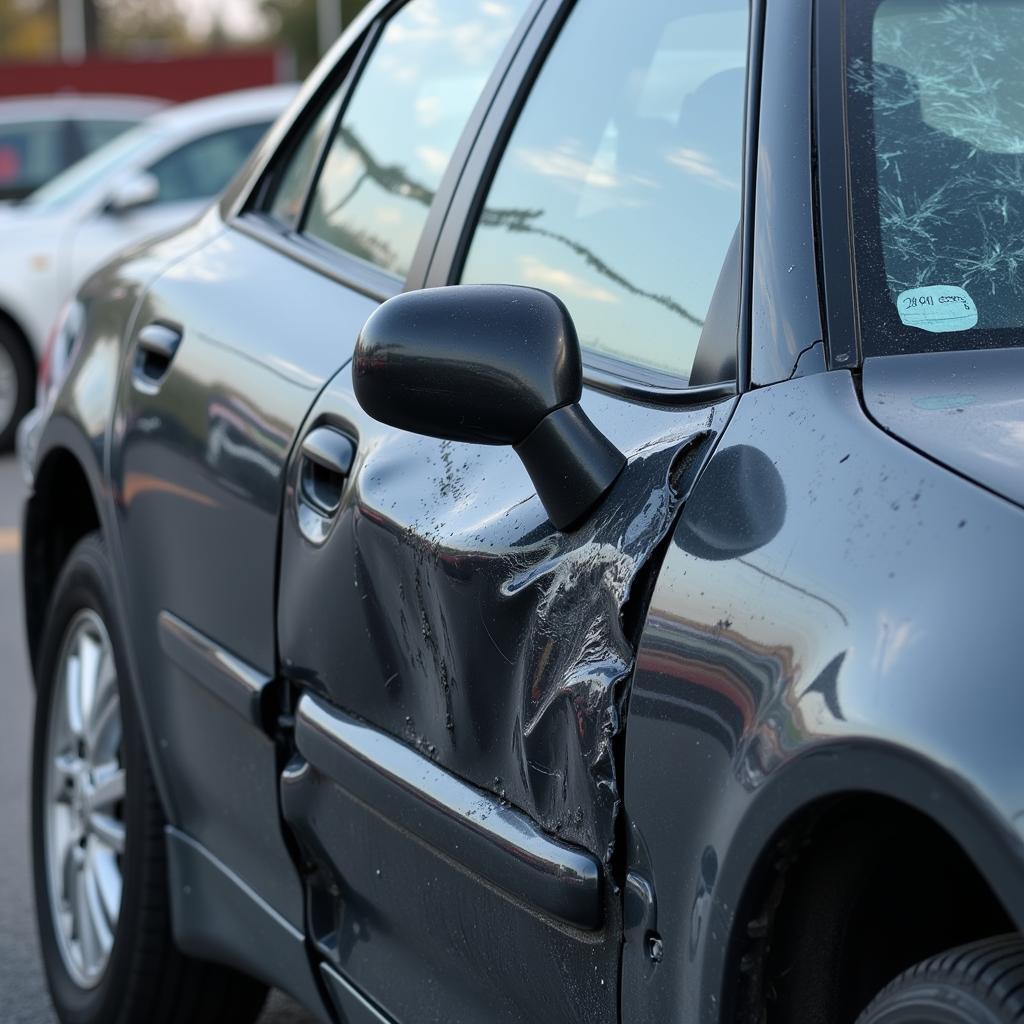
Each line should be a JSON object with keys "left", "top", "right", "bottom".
{"left": 32, "top": 533, "right": 269, "bottom": 1024}
{"left": 0, "top": 320, "right": 33, "bottom": 450}
{"left": 856, "top": 934, "right": 1024, "bottom": 1023}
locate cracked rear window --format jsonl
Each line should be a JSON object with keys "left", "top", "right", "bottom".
{"left": 847, "top": 0, "right": 1024, "bottom": 355}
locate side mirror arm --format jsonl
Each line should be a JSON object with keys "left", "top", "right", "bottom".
{"left": 514, "top": 404, "right": 625, "bottom": 530}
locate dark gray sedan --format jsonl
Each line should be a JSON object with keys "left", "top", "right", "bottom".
{"left": 19, "top": 0, "right": 1024, "bottom": 1022}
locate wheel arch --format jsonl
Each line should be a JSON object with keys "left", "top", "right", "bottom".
{"left": 23, "top": 433, "right": 104, "bottom": 671}
{"left": 25, "top": 417, "right": 181, "bottom": 830}
{"left": 711, "top": 741, "right": 1024, "bottom": 1024}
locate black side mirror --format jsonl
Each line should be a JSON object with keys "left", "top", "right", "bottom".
{"left": 353, "top": 284, "right": 625, "bottom": 530}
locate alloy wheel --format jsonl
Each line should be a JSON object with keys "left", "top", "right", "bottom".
{"left": 43, "top": 608, "right": 125, "bottom": 989}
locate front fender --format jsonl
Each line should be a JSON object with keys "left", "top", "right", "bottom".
{"left": 23, "top": 207, "right": 228, "bottom": 826}
{"left": 623, "top": 370, "right": 1024, "bottom": 1022}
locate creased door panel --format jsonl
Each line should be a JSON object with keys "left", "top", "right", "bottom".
{"left": 279, "top": 375, "right": 734, "bottom": 861}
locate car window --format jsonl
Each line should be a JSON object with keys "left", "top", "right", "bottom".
{"left": 268, "top": 93, "right": 343, "bottom": 230}
{"left": 77, "top": 119, "right": 136, "bottom": 153}
{"left": 149, "top": 122, "right": 270, "bottom": 204}
{"left": 0, "top": 120, "right": 65, "bottom": 193}
{"left": 846, "top": 0, "right": 1024, "bottom": 356}
{"left": 303, "top": 0, "right": 530, "bottom": 280}
{"left": 459, "top": 0, "right": 749, "bottom": 381}
{"left": 26, "top": 124, "right": 161, "bottom": 210}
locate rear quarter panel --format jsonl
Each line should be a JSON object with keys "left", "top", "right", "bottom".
{"left": 623, "top": 369, "right": 1024, "bottom": 1023}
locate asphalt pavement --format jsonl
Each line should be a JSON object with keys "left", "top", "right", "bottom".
{"left": 0, "top": 454, "right": 316, "bottom": 1023}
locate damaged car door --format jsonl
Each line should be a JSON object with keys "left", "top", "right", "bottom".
{"left": 276, "top": 1, "right": 751, "bottom": 1021}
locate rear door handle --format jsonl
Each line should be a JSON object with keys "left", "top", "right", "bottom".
{"left": 133, "top": 322, "right": 182, "bottom": 390}
{"left": 299, "top": 427, "right": 355, "bottom": 518}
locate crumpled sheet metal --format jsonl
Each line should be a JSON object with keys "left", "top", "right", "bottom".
{"left": 320, "top": 420, "right": 712, "bottom": 863}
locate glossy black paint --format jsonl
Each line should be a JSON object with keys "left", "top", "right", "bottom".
{"left": 862, "top": 348, "right": 1024, "bottom": 510}
{"left": 748, "top": 0, "right": 826, "bottom": 385}
{"left": 107, "top": 223, "right": 376, "bottom": 944}
{"left": 276, "top": 359, "right": 733, "bottom": 1020}
{"left": 19, "top": 0, "right": 1024, "bottom": 1022}
{"left": 166, "top": 828, "right": 328, "bottom": 1019}
{"left": 295, "top": 693, "right": 602, "bottom": 928}
{"left": 157, "top": 611, "right": 268, "bottom": 727}
{"left": 281, "top": 752, "right": 622, "bottom": 1024}
{"left": 621, "top": 371, "right": 1024, "bottom": 1023}
{"left": 354, "top": 284, "right": 625, "bottom": 528}
{"left": 278, "top": 375, "right": 732, "bottom": 863}
{"left": 355, "top": 285, "right": 581, "bottom": 445}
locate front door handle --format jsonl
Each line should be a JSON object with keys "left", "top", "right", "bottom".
{"left": 299, "top": 427, "right": 355, "bottom": 518}
{"left": 133, "top": 322, "right": 182, "bottom": 391}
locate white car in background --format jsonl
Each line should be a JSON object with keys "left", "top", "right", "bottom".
{"left": 0, "top": 94, "right": 166, "bottom": 202}
{"left": 0, "top": 83, "right": 297, "bottom": 448}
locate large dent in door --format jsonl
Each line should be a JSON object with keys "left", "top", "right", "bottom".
{"left": 279, "top": 388, "right": 727, "bottom": 863}
{"left": 496, "top": 441, "right": 699, "bottom": 859}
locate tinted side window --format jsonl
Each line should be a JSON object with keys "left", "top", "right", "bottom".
{"left": 304, "top": 0, "right": 529, "bottom": 279}
{"left": 460, "top": 0, "right": 749, "bottom": 381}
{"left": 0, "top": 121, "right": 66, "bottom": 193}
{"left": 149, "top": 122, "right": 270, "bottom": 204}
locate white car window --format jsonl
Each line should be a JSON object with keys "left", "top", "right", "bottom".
{"left": 147, "top": 122, "right": 270, "bottom": 204}
{"left": 0, "top": 120, "right": 66, "bottom": 193}
{"left": 27, "top": 125, "right": 163, "bottom": 211}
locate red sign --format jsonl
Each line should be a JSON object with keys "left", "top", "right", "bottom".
{"left": 0, "top": 49, "right": 290, "bottom": 103}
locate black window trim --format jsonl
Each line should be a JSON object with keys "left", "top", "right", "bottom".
{"left": 813, "top": 0, "right": 862, "bottom": 371}
{"left": 422, "top": 0, "right": 762, "bottom": 405}
{"left": 234, "top": 211, "right": 404, "bottom": 302}
{"left": 229, "top": 0, "right": 548, "bottom": 302}
{"left": 252, "top": 19, "right": 382, "bottom": 228}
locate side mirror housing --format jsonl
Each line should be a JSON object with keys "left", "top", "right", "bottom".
{"left": 105, "top": 172, "right": 159, "bottom": 215}
{"left": 353, "top": 284, "right": 625, "bottom": 530}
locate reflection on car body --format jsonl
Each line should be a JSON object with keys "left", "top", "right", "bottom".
{"left": 18, "top": 1, "right": 1024, "bottom": 1023}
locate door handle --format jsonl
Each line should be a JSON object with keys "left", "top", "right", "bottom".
{"left": 299, "top": 427, "right": 355, "bottom": 517}
{"left": 133, "top": 322, "right": 182, "bottom": 390}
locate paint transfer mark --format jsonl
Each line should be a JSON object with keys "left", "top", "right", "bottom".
{"left": 0, "top": 528, "right": 20, "bottom": 554}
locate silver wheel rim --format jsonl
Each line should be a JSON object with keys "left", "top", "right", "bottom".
{"left": 0, "top": 342, "right": 18, "bottom": 434}
{"left": 44, "top": 609, "right": 125, "bottom": 989}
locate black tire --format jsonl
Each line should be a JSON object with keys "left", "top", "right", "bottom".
{"left": 856, "top": 934, "right": 1024, "bottom": 1024}
{"left": 32, "top": 533, "right": 269, "bottom": 1024}
{"left": 0, "top": 319, "right": 34, "bottom": 451}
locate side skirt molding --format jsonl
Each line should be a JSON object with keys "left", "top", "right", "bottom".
{"left": 165, "top": 827, "right": 330, "bottom": 1020}
{"left": 295, "top": 693, "right": 603, "bottom": 929}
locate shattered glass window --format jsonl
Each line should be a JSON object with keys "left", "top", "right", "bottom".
{"left": 847, "top": 0, "right": 1024, "bottom": 354}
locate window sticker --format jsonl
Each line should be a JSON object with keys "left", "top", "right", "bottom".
{"left": 896, "top": 285, "right": 978, "bottom": 333}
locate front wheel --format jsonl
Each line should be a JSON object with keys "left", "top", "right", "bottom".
{"left": 856, "top": 934, "right": 1024, "bottom": 1023}
{"left": 32, "top": 533, "right": 268, "bottom": 1024}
